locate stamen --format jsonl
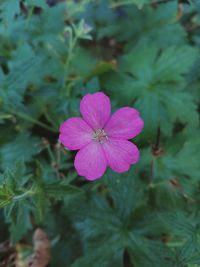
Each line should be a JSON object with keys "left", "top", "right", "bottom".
{"left": 93, "top": 129, "right": 108, "bottom": 144}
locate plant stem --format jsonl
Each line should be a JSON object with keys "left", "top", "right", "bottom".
{"left": 12, "top": 189, "right": 35, "bottom": 201}
{"left": 26, "top": 6, "right": 34, "bottom": 28}
{"left": 12, "top": 110, "right": 57, "bottom": 133}
{"left": 62, "top": 33, "right": 78, "bottom": 90}
{"left": 149, "top": 180, "right": 167, "bottom": 189}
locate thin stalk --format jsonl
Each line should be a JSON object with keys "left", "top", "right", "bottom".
{"left": 26, "top": 6, "right": 34, "bottom": 28}
{"left": 13, "top": 110, "right": 57, "bottom": 133}
{"left": 149, "top": 125, "right": 161, "bottom": 182}
{"left": 12, "top": 189, "right": 35, "bottom": 201}
{"left": 46, "top": 143, "right": 56, "bottom": 163}
{"left": 166, "top": 241, "right": 185, "bottom": 248}
{"left": 154, "top": 125, "right": 161, "bottom": 152}
{"left": 62, "top": 33, "right": 78, "bottom": 90}
{"left": 149, "top": 180, "right": 168, "bottom": 189}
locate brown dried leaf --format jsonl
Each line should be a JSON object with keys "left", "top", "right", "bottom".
{"left": 27, "top": 228, "right": 51, "bottom": 267}
{"left": 0, "top": 241, "right": 13, "bottom": 253}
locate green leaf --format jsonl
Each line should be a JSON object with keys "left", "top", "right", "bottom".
{"left": 105, "top": 169, "right": 146, "bottom": 220}
{"left": 25, "top": 0, "right": 48, "bottom": 8}
{"left": 154, "top": 46, "right": 198, "bottom": 82}
{"left": 120, "top": 44, "right": 198, "bottom": 83}
{"left": 176, "top": 138, "right": 200, "bottom": 181}
{"left": 132, "top": 0, "right": 149, "bottom": 8}
{"left": 106, "top": 44, "right": 198, "bottom": 137}
{"left": 100, "top": 72, "right": 135, "bottom": 105}
{"left": 0, "top": 133, "right": 41, "bottom": 169}
{"left": 6, "top": 200, "right": 33, "bottom": 243}
{"left": 111, "top": 0, "right": 149, "bottom": 9}
{"left": 86, "top": 61, "right": 116, "bottom": 82}
{"left": 0, "top": 162, "right": 34, "bottom": 242}
{"left": 0, "top": 0, "right": 20, "bottom": 23}
{"left": 128, "top": 234, "right": 172, "bottom": 267}
{"left": 1, "top": 44, "right": 47, "bottom": 107}
{"left": 71, "top": 47, "right": 98, "bottom": 76}
{"left": 71, "top": 241, "right": 123, "bottom": 267}
{"left": 43, "top": 182, "right": 82, "bottom": 198}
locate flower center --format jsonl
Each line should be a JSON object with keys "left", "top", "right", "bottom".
{"left": 93, "top": 129, "right": 108, "bottom": 144}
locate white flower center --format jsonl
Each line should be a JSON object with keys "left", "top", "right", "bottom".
{"left": 93, "top": 129, "right": 108, "bottom": 144}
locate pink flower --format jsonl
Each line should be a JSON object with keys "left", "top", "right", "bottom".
{"left": 59, "top": 92, "right": 144, "bottom": 181}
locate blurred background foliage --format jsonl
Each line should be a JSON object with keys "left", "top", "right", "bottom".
{"left": 0, "top": 0, "right": 200, "bottom": 266}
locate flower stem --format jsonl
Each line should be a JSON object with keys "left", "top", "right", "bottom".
{"left": 62, "top": 32, "right": 78, "bottom": 91}
{"left": 12, "top": 189, "right": 35, "bottom": 201}
{"left": 12, "top": 110, "right": 57, "bottom": 133}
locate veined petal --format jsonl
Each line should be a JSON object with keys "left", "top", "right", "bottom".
{"left": 104, "top": 107, "right": 144, "bottom": 139}
{"left": 59, "top": 117, "right": 93, "bottom": 150}
{"left": 74, "top": 142, "right": 107, "bottom": 180}
{"left": 80, "top": 92, "right": 111, "bottom": 130}
{"left": 102, "top": 139, "right": 139, "bottom": 173}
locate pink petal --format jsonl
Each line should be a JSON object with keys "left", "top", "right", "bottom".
{"left": 74, "top": 142, "right": 107, "bottom": 180}
{"left": 59, "top": 117, "right": 93, "bottom": 150}
{"left": 104, "top": 107, "right": 144, "bottom": 139}
{"left": 102, "top": 139, "right": 139, "bottom": 173}
{"left": 80, "top": 92, "right": 111, "bottom": 130}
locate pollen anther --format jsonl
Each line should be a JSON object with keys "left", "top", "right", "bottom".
{"left": 93, "top": 129, "right": 108, "bottom": 144}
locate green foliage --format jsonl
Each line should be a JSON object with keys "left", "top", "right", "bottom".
{"left": 0, "top": 133, "right": 41, "bottom": 169}
{"left": 0, "top": 0, "right": 200, "bottom": 266}
{"left": 102, "top": 44, "right": 199, "bottom": 137}
{"left": 110, "top": 0, "right": 149, "bottom": 9}
{"left": 0, "top": 160, "right": 81, "bottom": 242}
